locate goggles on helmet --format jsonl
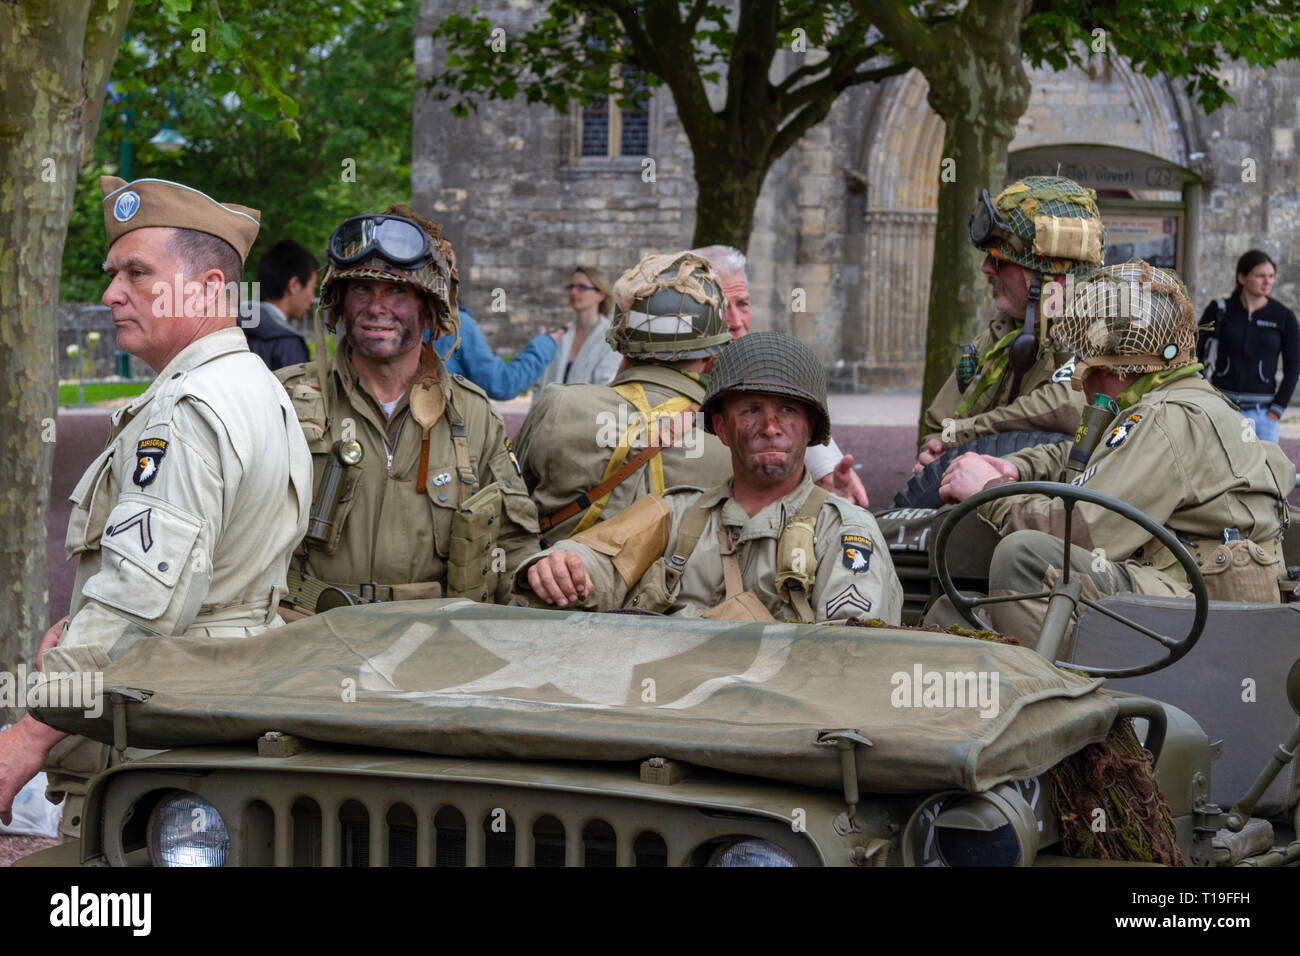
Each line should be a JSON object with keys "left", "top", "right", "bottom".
{"left": 327, "top": 214, "right": 433, "bottom": 269}
{"left": 969, "top": 188, "right": 1014, "bottom": 250}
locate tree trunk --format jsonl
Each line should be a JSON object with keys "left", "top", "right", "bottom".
{"left": 917, "top": 0, "right": 1030, "bottom": 425}
{"left": 0, "top": 0, "right": 132, "bottom": 721}
{"left": 689, "top": 156, "right": 765, "bottom": 254}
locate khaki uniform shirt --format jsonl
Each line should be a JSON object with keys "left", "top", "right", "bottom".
{"left": 276, "top": 343, "right": 541, "bottom": 603}
{"left": 515, "top": 363, "right": 732, "bottom": 542}
{"left": 46, "top": 328, "right": 312, "bottom": 675}
{"left": 984, "top": 377, "right": 1295, "bottom": 575}
{"left": 514, "top": 473, "right": 903, "bottom": 623}
{"left": 922, "top": 312, "right": 1084, "bottom": 449}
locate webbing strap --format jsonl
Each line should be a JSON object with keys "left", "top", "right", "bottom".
{"left": 568, "top": 383, "right": 695, "bottom": 535}
{"left": 665, "top": 498, "right": 713, "bottom": 591}
{"left": 717, "top": 527, "right": 743, "bottom": 599}
{"left": 445, "top": 391, "right": 478, "bottom": 505}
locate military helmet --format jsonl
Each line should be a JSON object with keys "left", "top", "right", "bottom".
{"left": 970, "top": 175, "right": 1106, "bottom": 277}
{"left": 318, "top": 207, "right": 457, "bottom": 336}
{"left": 700, "top": 331, "right": 831, "bottom": 446}
{"left": 1051, "top": 259, "right": 1197, "bottom": 389}
{"left": 606, "top": 252, "right": 732, "bottom": 360}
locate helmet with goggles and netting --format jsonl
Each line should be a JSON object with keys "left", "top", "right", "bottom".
{"left": 969, "top": 175, "right": 1107, "bottom": 277}
{"left": 318, "top": 204, "right": 457, "bottom": 336}
{"left": 605, "top": 252, "right": 732, "bottom": 360}
{"left": 700, "top": 331, "right": 831, "bottom": 446}
{"left": 1050, "top": 259, "right": 1197, "bottom": 390}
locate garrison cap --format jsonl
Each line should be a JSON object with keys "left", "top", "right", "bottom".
{"left": 701, "top": 331, "right": 831, "bottom": 445}
{"left": 101, "top": 176, "right": 261, "bottom": 262}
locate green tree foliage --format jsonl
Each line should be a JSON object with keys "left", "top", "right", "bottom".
{"left": 61, "top": 0, "right": 418, "bottom": 303}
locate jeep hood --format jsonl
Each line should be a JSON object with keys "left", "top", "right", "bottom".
{"left": 35, "top": 599, "right": 1117, "bottom": 793}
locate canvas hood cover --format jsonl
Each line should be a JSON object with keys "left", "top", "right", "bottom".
{"left": 34, "top": 600, "right": 1118, "bottom": 793}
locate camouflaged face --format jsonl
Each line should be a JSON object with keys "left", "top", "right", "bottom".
{"left": 318, "top": 235, "right": 456, "bottom": 336}
{"left": 607, "top": 252, "right": 732, "bottom": 359}
{"left": 1052, "top": 260, "right": 1197, "bottom": 379}
{"left": 988, "top": 175, "right": 1106, "bottom": 276}
{"left": 701, "top": 331, "right": 831, "bottom": 445}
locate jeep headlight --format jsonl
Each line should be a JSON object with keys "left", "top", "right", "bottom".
{"left": 147, "top": 793, "right": 229, "bottom": 867}
{"left": 706, "top": 838, "right": 798, "bottom": 867}
{"left": 902, "top": 784, "right": 1039, "bottom": 867}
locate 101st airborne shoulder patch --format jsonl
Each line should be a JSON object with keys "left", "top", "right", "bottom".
{"left": 505, "top": 436, "right": 523, "bottom": 476}
{"left": 1105, "top": 413, "right": 1143, "bottom": 450}
{"left": 841, "top": 533, "right": 873, "bottom": 573}
{"left": 134, "top": 438, "right": 168, "bottom": 487}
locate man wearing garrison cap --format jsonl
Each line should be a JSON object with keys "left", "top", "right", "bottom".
{"left": 0, "top": 178, "right": 312, "bottom": 838}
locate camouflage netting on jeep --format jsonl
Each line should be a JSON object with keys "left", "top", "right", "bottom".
{"left": 33, "top": 599, "right": 1119, "bottom": 794}
{"left": 1049, "top": 717, "right": 1186, "bottom": 865}
{"left": 1052, "top": 260, "right": 1198, "bottom": 378}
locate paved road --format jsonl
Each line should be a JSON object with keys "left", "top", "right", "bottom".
{"left": 44, "top": 409, "right": 1300, "bottom": 623}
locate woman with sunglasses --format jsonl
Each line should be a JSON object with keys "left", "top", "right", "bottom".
{"left": 535, "top": 265, "right": 621, "bottom": 390}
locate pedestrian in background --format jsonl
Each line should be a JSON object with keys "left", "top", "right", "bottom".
{"left": 1198, "top": 249, "right": 1299, "bottom": 443}
{"left": 535, "top": 265, "right": 621, "bottom": 388}
{"left": 245, "top": 238, "right": 316, "bottom": 370}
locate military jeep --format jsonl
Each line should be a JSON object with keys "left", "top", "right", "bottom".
{"left": 19, "top": 484, "right": 1300, "bottom": 868}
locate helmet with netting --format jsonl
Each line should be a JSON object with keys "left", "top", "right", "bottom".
{"left": 318, "top": 205, "right": 458, "bottom": 336}
{"left": 979, "top": 175, "right": 1106, "bottom": 276}
{"left": 1051, "top": 260, "right": 1197, "bottom": 388}
{"left": 606, "top": 252, "right": 732, "bottom": 360}
{"left": 700, "top": 331, "right": 830, "bottom": 446}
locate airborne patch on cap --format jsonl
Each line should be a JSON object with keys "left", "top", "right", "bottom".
{"left": 113, "top": 191, "right": 141, "bottom": 222}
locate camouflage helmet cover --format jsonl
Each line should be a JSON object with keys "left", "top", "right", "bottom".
{"left": 318, "top": 204, "right": 458, "bottom": 336}
{"left": 606, "top": 252, "right": 732, "bottom": 360}
{"left": 1051, "top": 259, "right": 1197, "bottom": 389}
{"left": 700, "top": 331, "right": 831, "bottom": 446}
{"left": 981, "top": 175, "right": 1106, "bottom": 277}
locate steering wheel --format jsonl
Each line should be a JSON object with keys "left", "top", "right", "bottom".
{"left": 933, "top": 481, "right": 1208, "bottom": 678}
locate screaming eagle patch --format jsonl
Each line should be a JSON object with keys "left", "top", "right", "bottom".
{"left": 134, "top": 438, "right": 168, "bottom": 487}
{"left": 841, "top": 534, "right": 873, "bottom": 573}
{"left": 1105, "top": 413, "right": 1143, "bottom": 450}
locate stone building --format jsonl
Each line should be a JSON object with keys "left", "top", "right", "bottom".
{"left": 413, "top": 1, "right": 1300, "bottom": 391}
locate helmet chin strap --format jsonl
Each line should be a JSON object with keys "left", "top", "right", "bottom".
{"left": 1005, "top": 272, "right": 1042, "bottom": 402}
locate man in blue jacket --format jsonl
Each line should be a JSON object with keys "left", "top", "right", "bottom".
{"left": 432, "top": 306, "right": 564, "bottom": 401}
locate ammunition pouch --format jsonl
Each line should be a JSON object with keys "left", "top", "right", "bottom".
{"left": 625, "top": 557, "right": 680, "bottom": 614}
{"left": 446, "top": 481, "right": 504, "bottom": 602}
{"left": 701, "top": 590, "right": 776, "bottom": 622}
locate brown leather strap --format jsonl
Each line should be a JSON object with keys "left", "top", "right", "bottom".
{"left": 538, "top": 441, "right": 667, "bottom": 533}
{"left": 417, "top": 432, "right": 431, "bottom": 493}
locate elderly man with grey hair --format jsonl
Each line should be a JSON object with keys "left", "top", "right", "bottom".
{"left": 694, "top": 245, "right": 869, "bottom": 508}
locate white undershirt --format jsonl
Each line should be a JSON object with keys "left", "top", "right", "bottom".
{"left": 379, "top": 397, "right": 400, "bottom": 418}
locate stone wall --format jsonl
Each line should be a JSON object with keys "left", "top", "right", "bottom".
{"left": 412, "top": 1, "right": 1300, "bottom": 390}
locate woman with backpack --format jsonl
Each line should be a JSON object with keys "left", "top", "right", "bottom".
{"left": 1197, "top": 249, "right": 1299, "bottom": 442}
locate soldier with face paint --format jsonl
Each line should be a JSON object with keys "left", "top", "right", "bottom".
{"left": 925, "top": 261, "right": 1295, "bottom": 647}
{"left": 275, "top": 205, "right": 540, "bottom": 615}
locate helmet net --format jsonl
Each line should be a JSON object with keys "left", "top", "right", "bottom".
{"left": 1051, "top": 259, "right": 1197, "bottom": 379}
{"left": 991, "top": 176, "right": 1105, "bottom": 276}
{"left": 607, "top": 252, "right": 730, "bottom": 359}
{"left": 700, "top": 331, "right": 831, "bottom": 446}
{"left": 318, "top": 206, "right": 457, "bottom": 336}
